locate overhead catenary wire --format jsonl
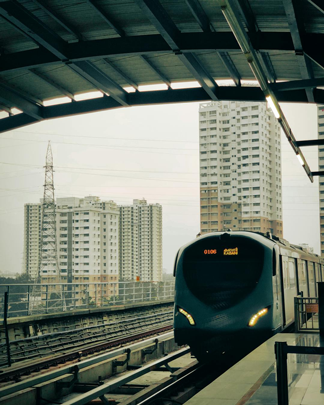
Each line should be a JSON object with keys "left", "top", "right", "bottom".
{"left": 0, "top": 137, "right": 198, "bottom": 155}
{"left": 0, "top": 161, "right": 198, "bottom": 175}
{"left": 10, "top": 129, "right": 199, "bottom": 144}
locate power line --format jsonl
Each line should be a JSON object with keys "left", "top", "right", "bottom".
{"left": 57, "top": 169, "right": 197, "bottom": 184}
{"left": 0, "top": 161, "right": 198, "bottom": 175}
{"left": 12, "top": 129, "right": 199, "bottom": 144}
{"left": 56, "top": 165, "right": 198, "bottom": 175}
{"left": 0, "top": 137, "right": 197, "bottom": 155}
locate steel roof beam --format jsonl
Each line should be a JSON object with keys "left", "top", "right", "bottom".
{"left": 185, "top": 0, "right": 241, "bottom": 86}
{"left": 134, "top": 0, "right": 219, "bottom": 100}
{"left": 0, "top": 48, "right": 60, "bottom": 73}
{"left": 282, "top": 0, "right": 315, "bottom": 102}
{"left": 219, "top": 0, "right": 313, "bottom": 182}
{"left": 140, "top": 56, "right": 171, "bottom": 88}
{"left": 2, "top": 86, "right": 324, "bottom": 134}
{"left": 0, "top": 31, "right": 302, "bottom": 74}
{"left": 304, "top": 43, "right": 324, "bottom": 72}
{"left": 260, "top": 52, "right": 276, "bottom": 83}
{"left": 102, "top": 59, "right": 139, "bottom": 91}
{"left": 0, "top": 103, "right": 12, "bottom": 115}
{"left": 296, "top": 139, "right": 324, "bottom": 147}
{"left": 177, "top": 52, "right": 218, "bottom": 97}
{"left": 311, "top": 171, "right": 324, "bottom": 177}
{"left": 307, "top": 0, "right": 324, "bottom": 14}
{"left": 0, "top": 79, "right": 44, "bottom": 107}
{"left": 134, "top": 0, "right": 179, "bottom": 50}
{"left": 32, "top": 0, "right": 83, "bottom": 41}
{"left": 0, "top": 114, "right": 38, "bottom": 132}
{"left": 0, "top": 1, "right": 68, "bottom": 60}
{"left": 218, "top": 52, "right": 241, "bottom": 86}
{"left": 86, "top": 0, "right": 125, "bottom": 37}
{"left": 68, "top": 61, "right": 128, "bottom": 106}
{"left": 43, "top": 94, "right": 121, "bottom": 119}
{"left": 271, "top": 77, "right": 324, "bottom": 91}
{"left": 234, "top": 0, "right": 258, "bottom": 33}
{"left": 29, "top": 69, "right": 75, "bottom": 100}
{"left": 0, "top": 2, "right": 159, "bottom": 106}
{"left": 185, "top": 0, "right": 211, "bottom": 32}
{"left": 0, "top": 83, "right": 43, "bottom": 120}
{"left": 0, "top": 1, "right": 129, "bottom": 106}
{"left": 0, "top": 86, "right": 256, "bottom": 133}
{"left": 231, "top": 0, "right": 276, "bottom": 86}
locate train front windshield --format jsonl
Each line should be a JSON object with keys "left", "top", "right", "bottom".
{"left": 182, "top": 236, "right": 264, "bottom": 310}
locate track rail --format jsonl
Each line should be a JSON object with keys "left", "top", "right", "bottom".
{"left": 0, "top": 308, "right": 173, "bottom": 366}
{"left": 0, "top": 331, "right": 175, "bottom": 399}
{"left": 0, "top": 324, "right": 173, "bottom": 385}
{"left": 52, "top": 348, "right": 235, "bottom": 405}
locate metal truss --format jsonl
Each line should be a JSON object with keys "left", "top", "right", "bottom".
{"left": 0, "top": 0, "right": 324, "bottom": 181}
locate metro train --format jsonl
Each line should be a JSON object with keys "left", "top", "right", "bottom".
{"left": 173, "top": 231, "right": 324, "bottom": 361}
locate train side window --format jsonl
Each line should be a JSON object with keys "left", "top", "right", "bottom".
{"left": 297, "top": 259, "right": 308, "bottom": 297}
{"left": 308, "top": 262, "right": 316, "bottom": 297}
{"left": 282, "top": 256, "right": 289, "bottom": 289}
{"left": 314, "top": 263, "right": 321, "bottom": 296}
{"left": 272, "top": 250, "right": 278, "bottom": 300}
{"left": 272, "top": 274, "right": 279, "bottom": 300}
{"left": 316, "top": 263, "right": 322, "bottom": 283}
{"left": 288, "top": 258, "right": 296, "bottom": 291}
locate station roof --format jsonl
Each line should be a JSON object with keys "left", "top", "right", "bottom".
{"left": 0, "top": 0, "right": 324, "bottom": 135}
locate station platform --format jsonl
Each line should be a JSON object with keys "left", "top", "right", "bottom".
{"left": 186, "top": 333, "right": 324, "bottom": 405}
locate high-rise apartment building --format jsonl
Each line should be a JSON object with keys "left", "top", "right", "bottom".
{"left": 23, "top": 197, "right": 163, "bottom": 284}
{"left": 23, "top": 197, "right": 119, "bottom": 288}
{"left": 119, "top": 199, "right": 162, "bottom": 282}
{"left": 54, "top": 196, "right": 119, "bottom": 287}
{"left": 199, "top": 101, "right": 283, "bottom": 236}
{"left": 23, "top": 203, "right": 42, "bottom": 280}
{"left": 318, "top": 105, "right": 324, "bottom": 255}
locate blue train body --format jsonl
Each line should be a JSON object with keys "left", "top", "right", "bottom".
{"left": 173, "top": 231, "right": 323, "bottom": 360}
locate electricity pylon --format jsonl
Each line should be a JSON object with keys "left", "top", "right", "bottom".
{"left": 39, "top": 141, "right": 59, "bottom": 281}
{"left": 30, "top": 142, "right": 60, "bottom": 313}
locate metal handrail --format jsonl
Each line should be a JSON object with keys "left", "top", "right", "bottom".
{"left": 275, "top": 341, "right": 324, "bottom": 405}
{"left": 0, "top": 281, "right": 175, "bottom": 319}
{"left": 294, "top": 296, "right": 319, "bottom": 332}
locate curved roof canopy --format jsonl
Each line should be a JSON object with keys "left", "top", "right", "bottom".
{"left": 1, "top": 0, "right": 324, "bottom": 181}
{"left": 0, "top": 0, "right": 323, "bottom": 129}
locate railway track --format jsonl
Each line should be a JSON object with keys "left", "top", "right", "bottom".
{"left": 0, "top": 307, "right": 173, "bottom": 369}
{"left": 0, "top": 331, "right": 242, "bottom": 405}
{"left": 0, "top": 324, "right": 173, "bottom": 384}
{"left": 0, "top": 332, "right": 177, "bottom": 399}
{"left": 56, "top": 348, "right": 242, "bottom": 405}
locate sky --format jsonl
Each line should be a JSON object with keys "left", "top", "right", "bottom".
{"left": 0, "top": 99, "right": 320, "bottom": 275}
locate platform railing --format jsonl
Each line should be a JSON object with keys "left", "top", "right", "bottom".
{"left": 275, "top": 341, "right": 324, "bottom": 405}
{"left": 0, "top": 281, "right": 175, "bottom": 319}
{"left": 294, "top": 296, "right": 319, "bottom": 332}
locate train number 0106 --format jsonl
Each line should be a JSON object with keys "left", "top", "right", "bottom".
{"left": 204, "top": 249, "right": 217, "bottom": 254}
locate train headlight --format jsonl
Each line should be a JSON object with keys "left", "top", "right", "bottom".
{"left": 248, "top": 308, "right": 269, "bottom": 327}
{"left": 178, "top": 307, "right": 195, "bottom": 326}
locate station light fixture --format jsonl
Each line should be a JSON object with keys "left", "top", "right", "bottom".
{"left": 219, "top": 0, "right": 313, "bottom": 182}
{"left": 296, "top": 154, "right": 304, "bottom": 166}
{"left": 266, "top": 95, "right": 280, "bottom": 119}
{"left": 178, "top": 307, "right": 196, "bottom": 325}
{"left": 248, "top": 308, "right": 269, "bottom": 327}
